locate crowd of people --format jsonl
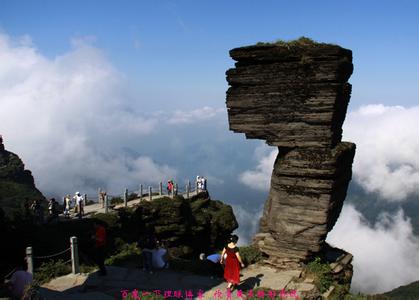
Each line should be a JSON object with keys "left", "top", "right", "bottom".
{"left": 23, "top": 191, "right": 86, "bottom": 225}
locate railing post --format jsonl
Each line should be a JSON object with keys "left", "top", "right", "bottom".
{"left": 105, "top": 195, "right": 108, "bottom": 213}
{"left": 188, "top": 180, "right": 191, "bottom": 192}
{"left": 186, "top": 184, "right": 189, "bottom": 199}
{"left": 175, "top": 183, "right": 178, "bottom": 196}
{"left": 70, "top": 236, "right": 80, "bottom": 274}
{"left": 196, "top": 180, "right": 199, "bottom": 195}
{"left": 124, "top": 188, "right": 128, "bottom": 207}
{"left": 159, "top": 182, "right": 163, "bottom": 196}
{"left": 26, "top": 246, "right": 33, "bottom": 274}
{"left": 140, "top": 184, "right": 143, "bottom": 200}
{"left": 98, "top": 188, "right": 103, "bottom": 207}
{"left": 171, "top": 184, "right": 175, "bottom": 198}
{"left": 83, "top": 194, "right": 87, "bottom": 207}
{"left": 148, "top": 186, "right": 152, "bottom": 201}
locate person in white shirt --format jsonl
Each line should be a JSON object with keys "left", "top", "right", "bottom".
{"left": 73, "top": 192, "right": 84, "bottom": 219}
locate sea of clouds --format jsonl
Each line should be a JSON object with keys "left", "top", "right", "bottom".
{"left": 0, "top": 33, "right": 230, "bottom": 196}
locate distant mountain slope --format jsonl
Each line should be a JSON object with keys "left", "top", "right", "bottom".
{"left": 0, "top": 136, "right": 44, "bottom": 214}
{"left": 347, "top": 182, "right": 419, "bottom": 236}
{"left": 381, "top": 280, "right": 419, "bottom": 300}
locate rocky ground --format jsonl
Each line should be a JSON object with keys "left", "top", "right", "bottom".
{"left": 40, "top": 264, "right": 312, "bottom": 299}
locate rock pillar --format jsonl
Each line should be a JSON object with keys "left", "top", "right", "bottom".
{"left": 226, "top": 39, "right": 356, "bottom": 268}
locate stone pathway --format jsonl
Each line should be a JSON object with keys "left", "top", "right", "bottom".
{"left": 40, "top": 265, "right": 306, "bottom": 299}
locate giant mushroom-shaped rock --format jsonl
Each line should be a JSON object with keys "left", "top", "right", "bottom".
{"left": 226, "top": 38, "right": 356, "bottom": 268}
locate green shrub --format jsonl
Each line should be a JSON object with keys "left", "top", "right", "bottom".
{"left": 306, "top": 257, "right": 333, "bottom": 293}
{"left": 169, "top": 257, "right": 206, "bottom": 274}
{"left": 128, "top": 193, "right": 138, "bottom": 201}
{"left": 105, "top": 242, "right": 140, "bottom": 266}
{"left": 111, "top": 197, "right": 124, "bottom": 205}
{"left": 93, "top": 213, "right": 119, "bottom": 228}
{"left": 240, "top": 245, "right": 264, "bottom": 266}
{"left": 255, "top": 36, "right": 334, "bottom": 49}
{"left": 34, "top": 259, "right": 71, "bottom": 284}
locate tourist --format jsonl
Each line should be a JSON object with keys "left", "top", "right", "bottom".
{"left": 73, "top": 192, "right": 84, "bottom": 219}
{"left": 152, "top": 240, "right": 169, "bottom": 269}
{"left": 5, "top": 261, "right": 33, "bottom": 299}
{"left": 92, "top": 220, "right": 107, "bottom": 276}
{"left": 172, "top": 181, "right": 178, "bottom": 196}
{"left": 199, "top": 252, "right": 223, "bottom": 277}
{"left": 196, "top": 176, "right": 202, "bottom": 191}
{"left": 137, "top": 229, "right": 156, "bottom": 274}
{"left": 220, "top": 234, "right": 245, "bottom": 290}
{"left": 167, "top": 180, "right": 173, "bottom": 195}
{"left": 63, "top": 194, "right": 71, "bottom": 218}
{"left": 202, "top": 176, "right": 207, "bottom": 191}
{"left": 30, "top": 199, "right": 43, "bottom": 225}
{"left": 47, "top": 198, "right": 59, "bottom": 223}
{"left": 99, "top": 190, "right": 107, "bottom": 208}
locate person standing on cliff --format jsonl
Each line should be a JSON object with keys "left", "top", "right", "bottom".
{"left": 30, "top": 199, "right": 43, "bottom": 225}
{"left": 63, "top": 194, "right": 71, "bottom": 218}
{"left": 48, "top": 198, "right": 59, "bottom": 223}
{"left": 220, "top": 234, "right": 245, "bottom": 290}
{"left": 74, "top": 192, "right": 84, "bottom": 219}
{"left": 167, "top": 180, "right": 173, "bottom": 196}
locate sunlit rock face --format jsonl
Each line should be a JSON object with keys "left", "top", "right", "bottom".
{"left": 226, "top": 39, "right": 356, "bottom": 268}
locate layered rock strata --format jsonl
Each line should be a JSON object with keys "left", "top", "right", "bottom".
{"left": 226, "top": 39, "right": 356, "bottom": 268}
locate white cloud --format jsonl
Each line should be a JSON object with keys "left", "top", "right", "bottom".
{"left": 239, "top": 144, "right": 277, "bottom": 191}
{"left": 0, "top": 33, "right": 176, "bottom": 197}
{"left": 165, "top": 106, "right": 224, "bottom": 125}
{"left": 327, "top": 205, "right": 419, "bottom": 294}
{"left": 344, "top": 104, "right": 419, "bottom": 201}
{"left": 231, "top": 204, "right": 263, "bottom": 246}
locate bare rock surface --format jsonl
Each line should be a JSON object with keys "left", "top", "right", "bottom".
{"left": 40, "top": 265, "right": 306, "bottom": 299}
{"left": 226, "top": 39, "right": 356, "bottom": 268}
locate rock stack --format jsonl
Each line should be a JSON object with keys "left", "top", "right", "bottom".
{"left": 226, "top": 38, "right": 356, "bottom": 268}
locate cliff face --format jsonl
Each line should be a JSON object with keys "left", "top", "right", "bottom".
{"left": 132, "top": 191, "right": 238, "bottom": 256}
{"left": 226, "top": 39, "right": 356, "bottom": 268}
{"left": 0, "top": 136, "right": 44, "bottom": 213}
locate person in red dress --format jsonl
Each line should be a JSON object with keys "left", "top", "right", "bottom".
{"left": 220, "top": 234, "right": 245, "bottom": 290}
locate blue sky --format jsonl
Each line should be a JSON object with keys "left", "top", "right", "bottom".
{"left": 1, "top": 0, "right": 419, "bottom": 110}
{"left": 1, "top": 1, "right": 419, "bottom": 293}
